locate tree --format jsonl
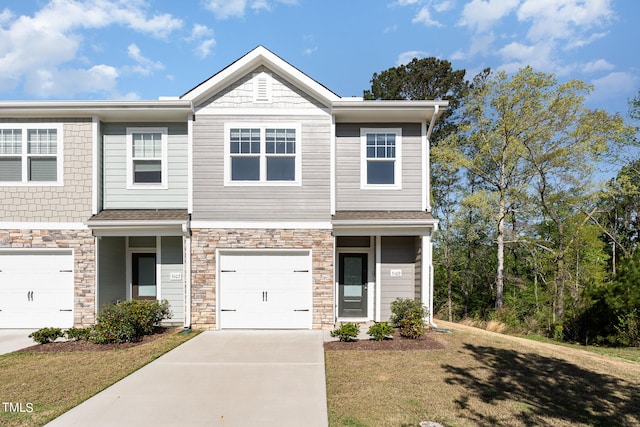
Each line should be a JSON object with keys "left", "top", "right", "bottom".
{"left": 434, "top": 67, "right": 628, "bottom": 313}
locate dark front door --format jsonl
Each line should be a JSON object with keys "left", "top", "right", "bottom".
{"left": 132, "top": 253, "right": 156, "bottom": 300}
{"left": 338, "top": 253, "right": 368, "bottom": 317}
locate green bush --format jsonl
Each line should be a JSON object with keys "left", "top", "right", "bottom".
{"left": 367, "top": 321, "right": 394, "bottom": 341}
{"left": 29, "top": 327, "right": 63, "bottom": 344}
{"left": 330, "top": 322, "right": 360, "bottom": 342}
{"left": 390, "top": 298, "right": 428, "bottom": 339}
{"left": 91, "top": 299, "right": 172, "bottom": 344}
{"left": 65, "top": 327, "right": 92, "bottom": 341}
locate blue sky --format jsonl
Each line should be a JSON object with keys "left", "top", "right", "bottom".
{"left": 1, "top": 0, "right": 638, "bottom": 118}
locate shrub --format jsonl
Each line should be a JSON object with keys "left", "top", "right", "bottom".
{"left": 65, "top": 327, "right": 92, "bottom": 341}
{"left": 29, "top": 327, "right": 63, "bottom": 344}
{"left": 330, "top": 322, "right": 360, "bottom": 342}
{"left": 91, "top": 299, "right": 172, "bottom": 344}
{"left": 367, "top": 321, "right": 394, "bottom": 341}
{"left": 390, "top": 298, "right": 428, "bottom": 339}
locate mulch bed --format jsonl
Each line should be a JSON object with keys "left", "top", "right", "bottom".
{"left": 15, "top": 327, "right": 179, "bottom": 353}
{"left": 324, "top": 329, "right": 447, "bottom": 351}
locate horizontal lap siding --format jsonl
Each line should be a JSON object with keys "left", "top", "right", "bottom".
{"left": 102, "top": 122, "right": 188, "bottom": 209}
{"left": 192, "top": 114, "right": 332, "bottom": 221}
{"left": 336, "top": 123, "right": 423, "bottom": 211}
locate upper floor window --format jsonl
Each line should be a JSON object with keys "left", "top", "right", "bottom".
{"left": 0, "top": 124, "right": 63, "bottom": 186}
{"left": 126, "top": 127, "right": 168, "bottom": 189}
{"left": 225, "top": 123, "right": 301, "bottom": 186}
{"left": 361, "top": 128, "right": 402, "bottom": 189}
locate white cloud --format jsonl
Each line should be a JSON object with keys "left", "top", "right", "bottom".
{"left": 582, "top": 59, "right": 614, "bottom": 73}
{"left": 459, "top": 0, "right": 520, "bottom": 33}
{"left": 591, "top": 71, "right": 638, "bottom": 100}
{"left": 197, "top": 39, "right": 217, "bottom": 58}
{"left": 497, "top": 41, "right": 556, "bottom": 73}
{"left": 127, "top": 43, "right": 164, "bottom": 75}
{"left": 204, "top": 0, "right": 297, "bottom": 19}
{"left": 0, "top": 1, "right": 182, "bottom": 98}
{"left": 434, "top": 1, "right": 455, "bottom": 12}
{"left": 517, "top": 0, "right": 613, "bottom": 43}
{"left": 188, "top": 24, "right": 216, "bottom": 58}
{"left": 396, "top": 50, "right": 428, "bottom": 65}
{"left": 412, "top": 6, "right": 443, "bottom": 26}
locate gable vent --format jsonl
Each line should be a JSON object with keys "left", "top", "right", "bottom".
{"left": 253, "top": 72, "right": 272, "bottom": 103}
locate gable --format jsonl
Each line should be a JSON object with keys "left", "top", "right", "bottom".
{"left": 181, "top": 46, "right": 339, "bottom": 109}
{"left": 194, "top": 65, "right": 330, "bottom": 113}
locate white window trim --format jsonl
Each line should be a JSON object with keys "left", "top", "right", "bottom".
{"left": 360, "top": 127, "right": 402, "bottom": 190}
{"left": 0, "top": 123, "right": 64, "bottom": 186}
{"left": 224, "top": 122, "right": 302, "bottom": 187}
{"left": 126, "top": 127, "right": 168, "bottom": 190}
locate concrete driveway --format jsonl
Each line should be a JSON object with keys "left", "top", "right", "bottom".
{"left": 46, "top": 330, "right": 328, "bottom": 427}
{"left": 0, "top": 330, "right": 36, "bottom": 355}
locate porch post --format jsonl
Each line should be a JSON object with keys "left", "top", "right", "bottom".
{"left": 375, "top": 235, "right": 382, "bottom": 322}
{"left": 421, "top": 233, "right": 437, "bottom": 327}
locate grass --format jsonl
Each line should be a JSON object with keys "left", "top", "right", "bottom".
{"left": 522, "top": 333, "right": 640, "bottom": 363}
{"left": 325, "top": 321, "right": 640, "bottom": 427}
{"left": 0, "top": 329, "right": 200, "bottom": 427}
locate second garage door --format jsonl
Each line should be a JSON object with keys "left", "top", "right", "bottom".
{"left": 218, "top": 251, "right": 312, "bottom": 329}
{"left": 0, "top": 250, "right": 74, "bottom": 328}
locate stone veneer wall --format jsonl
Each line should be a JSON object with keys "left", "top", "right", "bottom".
{"left": 0, "top": 229, "right": 96, "bottom": 326}
{"left": 190, "top": 228, "right": 334, "bottom": 330}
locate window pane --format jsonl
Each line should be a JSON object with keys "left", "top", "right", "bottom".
{"left": 28, "top": 129, "right": 57, "bottom": 155}
{"left": 231, "top": 156, "right": 260, "bottom": 180}
{"left": 0, "top": 157, "right": 21, "bottom": 181}
{"left": 266, "top": 128, "right": 295, "bottom": 154}
{"left": 133, "top": 133, "right": 162, "bottom": 158}
{"left": 0, "top": 129, "right": 21, "bottom": 154}
{"left": 367, "top": 160, "right": 395, "bottom": 185}
{"left": 134, "top": 160, "right": 162, "bottom": 183}
{"left": 231, "top": 128, "right": 260, "bottom": 154}
{"left": 267, "top": 157, "right": 295, "bottom": 181}
{"left": 366, "top": 133, "right": 395, "bottom": 159}
{"left": 28, "top": 157, "right": 57, "bottom": 181}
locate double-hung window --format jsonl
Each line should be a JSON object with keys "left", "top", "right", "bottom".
{"left": 0, "top": 124, "right": 63, "bottom": 185}
{"left": 361, "top": 128, "right": 402, "bottom": 189}
{"left": 126, "top": 127, "right": 168, "bottom": 189}
{"left": 225, "top": 123, "right": 301, "bottom": 185}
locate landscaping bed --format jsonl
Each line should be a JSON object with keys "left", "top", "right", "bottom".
{"left": 324, "top": 329, "right": 447, "bottom": 351}
{"left": 17, "top": 327, "right": 178, "bottom": 353}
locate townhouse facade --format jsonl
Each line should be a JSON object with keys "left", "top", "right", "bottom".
{"left": 0, "top": 46, "right": 446, "bottom": 330}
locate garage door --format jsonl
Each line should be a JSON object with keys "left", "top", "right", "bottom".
{"left": 219, "top": 251, "right": 312, "bottom": 329}
{"left": 0, "top": 250, "right": 74, "bottom": 328}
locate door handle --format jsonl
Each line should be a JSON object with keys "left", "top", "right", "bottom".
{"left": 221, "top": 309, "right": 237, "bottom": 312}
{"left": 27, "top": 291, "right": 34, "bottom": 301}
{"left": 59, "top": 309, "right": 72, "bottom": 312}
{"left": 293, "top": 309, "right": 309, "bottom": 312}
{"left": 262, "top": 291, "right": 268, "bottom": 302}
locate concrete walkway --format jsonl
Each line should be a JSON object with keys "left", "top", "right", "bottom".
{"left": 46, "top": 330, "right": 328, "bottom": 427}
{"left": 0, "top": 330, "right": 37, "bottom": 355}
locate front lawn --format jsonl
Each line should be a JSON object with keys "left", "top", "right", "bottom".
{"left": 325, "top": 321, "right": 640, "bottom": 426}
{"left": 0, "top": 328, "right": 199, "bottom": 427}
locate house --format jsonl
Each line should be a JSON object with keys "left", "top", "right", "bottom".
{"left": 0, "top": 46, "right": 447, "bottom": 330}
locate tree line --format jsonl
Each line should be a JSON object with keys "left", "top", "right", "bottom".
{"left": 366, "top": 58, "right": 640, "bottom": 346}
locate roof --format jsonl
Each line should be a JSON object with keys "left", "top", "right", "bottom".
{"left": 332, "top": 211, "right": 438, "bottom": 236}
{"left": 181, "top": 45, "right": 341, "bottom": 107}
{"left": 86, "top": 210, "right": 189, "bottom": 236}
{"left": 88, "top": 209, "right": 189, "bottom": 222}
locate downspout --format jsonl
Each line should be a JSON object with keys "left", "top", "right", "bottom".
{"left": 424, "top": 105, "right": 439, "bottom": 213}
{"left": 183, "top": 222, "right": 191, "bottom": 329}
{"left": 184, "top": 101, "right": 195, "bottom": 329}
{"left": 425, "top": 105, "right": 439, "bottom": 327}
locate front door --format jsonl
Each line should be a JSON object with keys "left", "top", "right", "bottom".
{"left": 132, "top": 253, "right": 156, "bottom": 300}
{"left": 338, "top": 253, "right": 368, "bottom": 318}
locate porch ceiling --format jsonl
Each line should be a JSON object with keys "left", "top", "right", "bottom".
{"left": 331, "top": 211, "right": 438, "bottom": 236}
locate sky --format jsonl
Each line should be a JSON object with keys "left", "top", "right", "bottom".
{"left": 0, "top": 0, "right": 638, "bottom": 119}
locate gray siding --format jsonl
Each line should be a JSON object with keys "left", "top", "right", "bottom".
{"left": 102, "top": 122, "right": 188, "bottom": 209}
{"left": 380, "top": 237, "right": 416, "bottom": 321}
{"left": 98, "top": 236, "right": 126, "bottom": 309}
{"left": 0, "top": 118, "right": 93, "bottom": 222}
{"left": 192, "top": 114, "right": 332, "bottom": 221}
{"left": 160, "top": 236, "right": 184, "bottom": 323}
{"left": 336, "top": 123, "right": 423, "bottom": 211}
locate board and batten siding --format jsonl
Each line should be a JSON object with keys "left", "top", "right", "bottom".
{"left": 191, "top": 114, "right": 332, "bottom": 222}
{"left": 102, "top": 122, "right": 188, "bottom": 209}
{"left": 335, "top": 123, "right": 423, "bottom": 212}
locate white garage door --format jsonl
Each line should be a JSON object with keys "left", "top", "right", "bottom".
{"left": 0, "top": 250, "right": 74, "bottom": 328}
{"left": 219, "top": 251, "right": 312, "bottom": 329}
